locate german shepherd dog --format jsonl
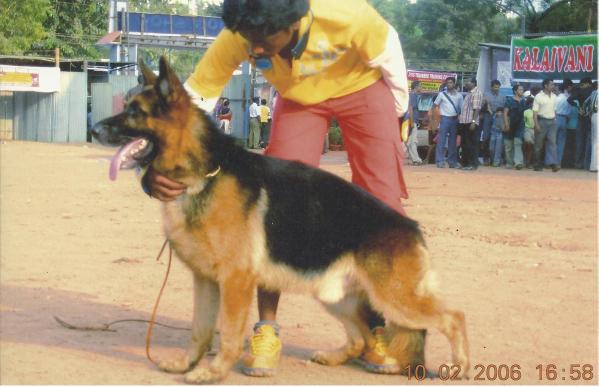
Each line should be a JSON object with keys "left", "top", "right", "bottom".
{"left": 92, "top": 57, "right": 469, "bottom": 384}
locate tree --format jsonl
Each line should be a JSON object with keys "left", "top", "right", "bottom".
{"left": 495, "top": 0, "right": 597, "bottom": 33}
{"left": 371, "top": 0, "right": 518, "bottom": 71}
{"left": 34, "top": 0, "right": 109, "bottom": 59}
{"left": 0, "top": 0, "right": 51, "bottom": 55}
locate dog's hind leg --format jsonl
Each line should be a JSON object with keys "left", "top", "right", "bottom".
{"left": 360, "top": 243, "right": 470, "bottom": 378}
{"left": 311, "top": 294, "right": 369, "bottom": 366}
{"left": 159, "top": 274, "right": 219, "bottom": 374}
{"left": 184, "top": 271, "right": 255, "bottom": 384}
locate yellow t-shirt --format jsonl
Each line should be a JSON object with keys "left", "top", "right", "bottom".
{"left": 259, "top": 105, "right": 270, "bottom": 123}
{"left": 185, "top": 0, "right": 393, "bottom": 107}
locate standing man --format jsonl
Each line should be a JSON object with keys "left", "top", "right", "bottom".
{"left": 458, "top": 77, "right": 483, "bottom": 170}
{"left": 248, "top": 97, "right": 261, "bottom": 149}
{"left": 553, "top": 79, "right": 573, "bottom": 167}
{"left": 406, "top": 80, "right": 424, "bottom": 165}
{"left": 481, "top": 80, "right": 505, "bottom": 165}
{"left": 582, "top": 84, "right": 598, "bottom": 172}
{"left": 259, "top": 98, "right": 271, "bottom": 148}
{"left": 532, "top": 79, "right": 558, "bottom": 172}
{"left": 142, "top": 0, "right": 419, "bottom": 377}
{"left": 432, "top": 77, "right": 463, "bottom": 168}
{"left": 569, "top": 77, "right": 594, "bottom": 169}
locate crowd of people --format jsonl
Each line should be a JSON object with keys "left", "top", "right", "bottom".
{"left": 407, "top": 77, "right": 598, "bottom": 173}
{"left": 214, "top": 96, "right": 273, "bottom": 149}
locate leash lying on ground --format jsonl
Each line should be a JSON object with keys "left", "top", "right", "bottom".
{"left": 145, "top": 238, "right": 172, "bottom": 365}
{"left": 54, "top": 239, "right": 182, "bottom": 365}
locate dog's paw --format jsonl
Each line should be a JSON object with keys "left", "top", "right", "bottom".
{"left": 184, "top": 367, "right": 224, "bottom": 384}
{"left": 443, "top": 363, "right": 469, "bottom": 380}
{"left": 158, "top": 356, "right": 193, "bottom": 374}
{"left": 310, "top": 350, "right": 346, "bottom": 366}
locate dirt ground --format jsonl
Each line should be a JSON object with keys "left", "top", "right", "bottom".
{"left": 1, "top": 140, "right": 597, "bottom": 385}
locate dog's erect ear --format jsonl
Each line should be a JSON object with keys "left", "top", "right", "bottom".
{"left": 138, "top": 59, "right": 157, "bottom": 85}
{"left": 156, "top": 56, "right": 185, "bottom": 102}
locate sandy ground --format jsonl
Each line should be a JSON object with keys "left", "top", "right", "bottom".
{"left": 0, "top": 140, "right": 597, "bottom": 385}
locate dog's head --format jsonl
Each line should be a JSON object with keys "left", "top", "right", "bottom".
{"left": 92, "top": 56, "right": 207, "bottom": 182}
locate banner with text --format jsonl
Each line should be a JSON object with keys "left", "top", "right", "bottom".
{"left": 0, "top": 65, "right": 60, "bottom": 92}
{"left": 407, "top": 70, "right": 458, "bottom": 93}
{"left": 511, "top": 35, "right": 597, "bottom": 82}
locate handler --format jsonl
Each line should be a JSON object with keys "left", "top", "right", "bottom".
{"left": 143, "top": 0, "right": 417, "bottom": 377}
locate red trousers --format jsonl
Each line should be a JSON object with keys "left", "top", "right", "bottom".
{"left": 265, "top": 79, "right": 408, "bottom": 216}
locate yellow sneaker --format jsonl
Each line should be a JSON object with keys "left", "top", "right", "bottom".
{"left": 359, "top": 327, "right": 400, "bottom": 374}
{"left": 241, "top": 323, "right": 282, "bottom": 377}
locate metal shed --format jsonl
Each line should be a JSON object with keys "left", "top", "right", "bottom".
{"left": 0, "top": 57, "right": 87, "bottom": 142}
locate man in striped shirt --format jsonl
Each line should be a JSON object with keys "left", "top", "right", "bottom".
{"left": 458, "top": 77, "right": 483, "bottom": 170}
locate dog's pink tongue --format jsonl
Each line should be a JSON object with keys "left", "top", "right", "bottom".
{"left": 109, "top": 138, "right": 145, "bottom": 181}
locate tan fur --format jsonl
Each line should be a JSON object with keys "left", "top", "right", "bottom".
{"left": 100, "top": 58, "right": 469, "bottom": 383}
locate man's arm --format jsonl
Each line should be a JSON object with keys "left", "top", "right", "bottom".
{"left": 352, "top": 2, "right": 408, "bottom": 117}
{"left": 471, "top": 90, "right": 482, "bottom": 130}
{"left": 184, "top": 29, "right": 248, "bottom": 112}
{"left": 532, "top": 96, "right": 541, "bottom": 131}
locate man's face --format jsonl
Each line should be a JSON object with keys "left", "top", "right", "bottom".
{"left": 466, "top": 80, "right": 475, "bottom": 91}
{"left": 545, "top": 81, "right": 554, "bottom": 92}
{"left": 241, "top": 21, "right": 300, "bottom": 58}
{"left": 515, "top": 86, "right": 524, "bottom": 97}
{"left": 415, "top": 84, "right": 423, "bottom": 93}
{"left": 446, "top": 79, "right": 455, "bottom": 90}
{"left": 491, "top": 84, "right": 501, "bottom": 94}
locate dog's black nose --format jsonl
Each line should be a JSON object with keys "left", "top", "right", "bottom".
{"left": 90, "top": 123, "right": 104, "bottom": 139}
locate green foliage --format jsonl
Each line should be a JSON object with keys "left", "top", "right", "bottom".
{"left": 370, "top": 0, "right": 520, "bottom": 71}
{"left": 138, "top": 48, "right": 206, "bottom": 81}
{"left": 530, "top": 0, "right": 598, "bottom": 33}
{"left": 328, "top": 124, "right": 343, "bottom": 146}
{"left": 0, "top": 0, "right": 51, "bottom": 55}
{"left": 33, "top": 0, "right": 109, "bottom": 59}
{"left": 129, "top": 0, "right": 189, "bottom": 14}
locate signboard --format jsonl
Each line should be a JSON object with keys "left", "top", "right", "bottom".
{"left": 511, "top": 34, "right": 597, "bottom": 82}
{"left": 0, "top": 65, "right": 60, "bottom": 92}
{"left": 407, "top": 70, "right": 458, "bottom": 93}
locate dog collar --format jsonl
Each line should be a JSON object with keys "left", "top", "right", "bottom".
{"left": 205, "top": 165, "right": 221, "bottom": 178}
{"left": 185, "top": 166, "right": 221, "bottom": 196}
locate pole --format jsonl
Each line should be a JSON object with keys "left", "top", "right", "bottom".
{"left": 54, "top": 48, "right": 60, "bottom": 68}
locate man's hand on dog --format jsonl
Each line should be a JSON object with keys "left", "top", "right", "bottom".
{"left": 144, "top": 168, "right": 186, "bottom": 201}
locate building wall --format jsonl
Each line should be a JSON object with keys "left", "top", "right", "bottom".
{"left": 0, "top": 91, "right": 14, "bottom": 140}
{"left": 7, "top": 71, "right": 87, "bottom": 142}
{"left": 91, "top": 74, "right": 137, "bottom": 128}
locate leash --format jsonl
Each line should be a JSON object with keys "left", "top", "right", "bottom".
{"left": 145, "top": 238, "right": 172, "bottom": 365}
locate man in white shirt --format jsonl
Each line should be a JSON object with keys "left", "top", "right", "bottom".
{"left": 248, "top": 97, "right": 261, "bottom": 149}
{"left": 433, "top": 77, "right": 463, "bottom": 168}
{"left": 532, "top": 78, "right": 558, "bottom": 172}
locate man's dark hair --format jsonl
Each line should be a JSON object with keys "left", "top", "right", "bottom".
{"left": 222, "top": 0, "right": 309, "bottom": 36}
{"left": 411, "top": 80, "right": 421, "bottom": 89}
{"left": 446, "top": 77, "right": 456, "bottom": 84}
{"left": 542, "top": 78, "right": 553, "bottom": 88}
{"left": 491, "top": 79, "right": 501, "bottom": 87}
{"left": 512, "top": 84, "right": 523, "bottom": 93}
{"left": 253, "top": 96, "right": 260, "bottom": 103}
{"left": 580, "top": 77, "right": 593, "bottom": 85}
{"left": 469, "top": 77, "right": 477, "bottom": 86}
{"left": 223, "top": 99, "right": 230, "bottom": 106}
{"left": 261, "top": 98, "right": 267, "bottom": 105}
{"left": 562, "top": 78, "right": 573, "bottom": 89}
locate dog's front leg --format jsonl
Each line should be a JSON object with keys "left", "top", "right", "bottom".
{"left": 185, "top": 272, "right": 255, "bottom": 384}
{"left": 159, "top": 273, "right": 220, "bottom": 374}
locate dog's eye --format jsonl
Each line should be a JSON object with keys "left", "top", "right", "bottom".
{"left": 127, "top": 102, "right": 147, "bottom": 119}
